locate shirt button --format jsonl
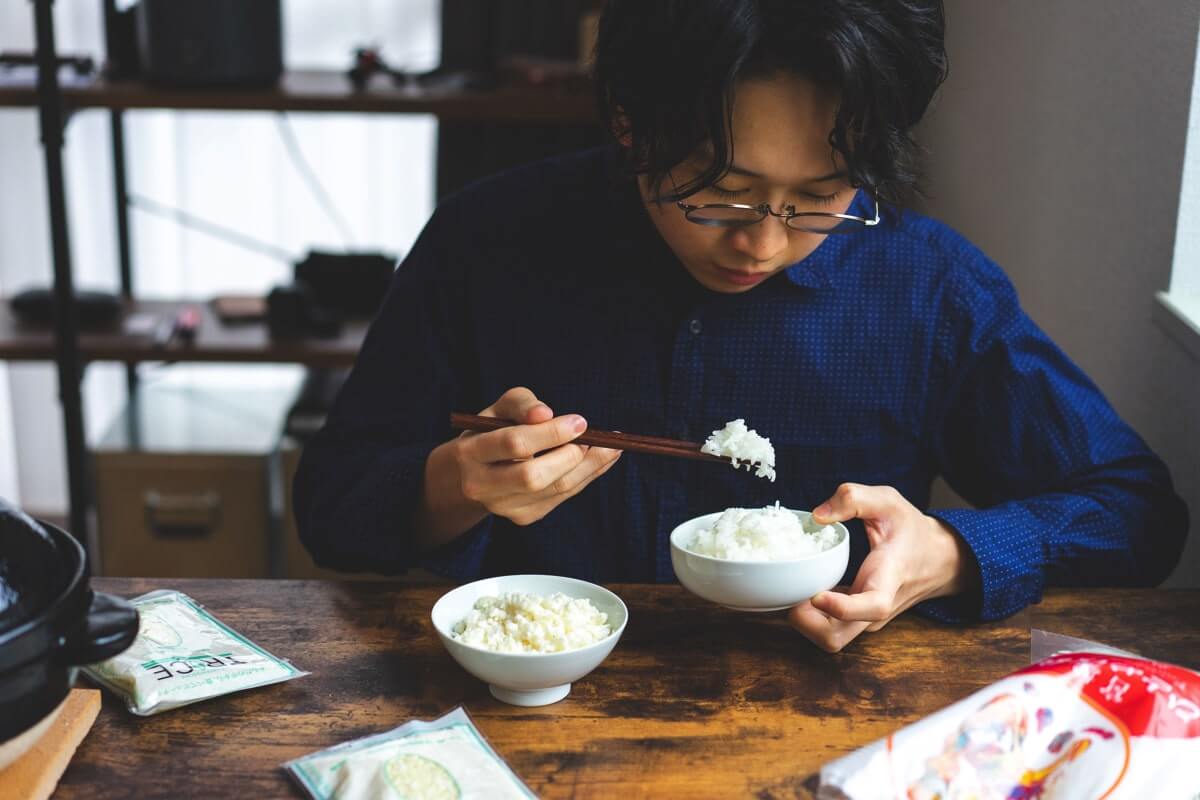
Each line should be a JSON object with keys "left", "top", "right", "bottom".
{"left": 688, "top": 319, "right": 702, "bottom": 335}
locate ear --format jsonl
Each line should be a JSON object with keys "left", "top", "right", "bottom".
{"left": 611, "top": 107, "right": 633, "bottom": 149}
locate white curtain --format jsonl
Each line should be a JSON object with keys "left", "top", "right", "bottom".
{"left": 0, "top": 0, "right": 440, "bottom": 509}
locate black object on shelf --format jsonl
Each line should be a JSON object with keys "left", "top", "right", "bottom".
{"left": 267, "top": 283, "right": 342, "bottom": 339}
{"left": 0, "top": 51, "right": 95, "bottom": 77}
{"left": 9, "top": 287, "right": 121, "bottom": 329}
{"left": 294, "top": 250, "right": 395, "bottom": 317}
{"left": 101, "top": 0, "right": 140, "bottom": 79}
{"left": 434, "top": 0, "right": 605, "bottom": 199}
{"left": 267, "top": 249, "right": 395, "bottom": 339}
{"left": 136, "top": 0, "right": 283, "bottom": 88}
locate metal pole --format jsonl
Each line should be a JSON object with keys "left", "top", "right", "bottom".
{"left": 111, "top": 109, "right": 138, "bottom": 396}
{"left": 33, "top": 0, "right": 91, "bottom": 548}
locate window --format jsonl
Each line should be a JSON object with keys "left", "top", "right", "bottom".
{"left": 1158, "top": 17, "right": 1200, "bottom": 362}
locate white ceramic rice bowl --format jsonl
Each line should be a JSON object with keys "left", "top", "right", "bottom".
{"left": 431, "top": 574, "right": 628, "bottom": 707}
{"left": 670, "top": 509, "right": 850, "bottom": 612}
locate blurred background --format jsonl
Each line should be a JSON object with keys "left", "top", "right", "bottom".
{"left": 0, "top": 0, "right": 1196, "bottom": 585}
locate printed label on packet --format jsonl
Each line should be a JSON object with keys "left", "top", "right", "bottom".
{"left": 284, "top": 707, "right": 535, "bottom": 800}
{"left": 82, "top": 589, "right": 306, "bottom": 715}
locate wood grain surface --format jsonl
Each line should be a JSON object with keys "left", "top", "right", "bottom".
{"left": 55, "top": 580, "right": 1200, "bottom": 799}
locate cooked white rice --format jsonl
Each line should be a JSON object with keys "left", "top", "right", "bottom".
{"left": 687, "top": 503, "right": 841, "bottom": 561}
{"left": 701, "top": 418, "right": 776, "bottom": 481}
{"left": 450, "top": 591, "right": 612, "bottom": 653}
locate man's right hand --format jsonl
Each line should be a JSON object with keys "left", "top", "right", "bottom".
{"left": 413, "top": 387, "right": 622, "bottom": 549}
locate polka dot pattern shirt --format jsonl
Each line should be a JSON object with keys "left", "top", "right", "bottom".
{"left": 295, "top": 148, "right": 1188, "bottom": 623}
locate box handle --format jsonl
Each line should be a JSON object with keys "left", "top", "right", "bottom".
{"left": 143, "top": 490, "right": 222, "bottom": 538}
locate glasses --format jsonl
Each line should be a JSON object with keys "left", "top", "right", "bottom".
{"left": 676, "top": 194, "right": 881, "bottom": 234}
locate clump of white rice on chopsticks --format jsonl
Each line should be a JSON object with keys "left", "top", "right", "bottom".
{"left": 701, "top": 418, "right": 776, "bottom": 481}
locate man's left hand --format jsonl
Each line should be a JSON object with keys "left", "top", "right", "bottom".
{"left": 788, "top": 483, "right": 978, "bottom": 653}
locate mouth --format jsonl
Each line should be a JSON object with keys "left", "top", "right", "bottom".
{"left": 715, "top": 266, "right": 771, "bottom": 287}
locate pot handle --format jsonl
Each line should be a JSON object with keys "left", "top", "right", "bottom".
{"left": 59, "top": 591, "right": 140, "bottom": 666}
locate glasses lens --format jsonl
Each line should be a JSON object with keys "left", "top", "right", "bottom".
{"left": 785, "top": 214, "right": 865, "bottom": 234}
{"left": 685, "top": 206, "right": 765, "bottom": 227}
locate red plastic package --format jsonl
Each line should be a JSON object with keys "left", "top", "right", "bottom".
{"left": 818, "top": 639, "right": 1200, "bottom": 798}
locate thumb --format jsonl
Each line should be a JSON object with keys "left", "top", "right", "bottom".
{"left": 482, "top": 386, "right": 554, "bottom": 425}
{"left": 811, "top": 483, "right": 901, "bottom": 525}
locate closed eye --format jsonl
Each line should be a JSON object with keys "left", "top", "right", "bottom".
{"left": 800, "top": 191, "right": 841, "bottom": 207}
{"left": 709, "top": 184, "right": 750, "bottom": 200}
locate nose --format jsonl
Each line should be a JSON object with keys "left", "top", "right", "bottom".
{"left": 727, "top": 216, "right": 790, "bottom": 263}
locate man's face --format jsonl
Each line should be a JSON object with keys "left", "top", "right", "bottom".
{"left": 638, "top": 73, "right": 856, "bottom": 294}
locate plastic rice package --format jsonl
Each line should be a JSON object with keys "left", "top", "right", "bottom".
{"left": 283, "top": 707, "right": 535, "bottom": 799}
{"left": 82, "top": 589, "right": 306, "bottom": 715}
{"left": 818, "top": 631, "right": 1200, "bottom": 799}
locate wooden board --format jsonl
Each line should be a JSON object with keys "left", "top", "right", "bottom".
{"left": 0, "top": 689, "right": 102, "bottom": 800}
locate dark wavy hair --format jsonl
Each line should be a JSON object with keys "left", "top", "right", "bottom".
{"left": 593, "top": 0, "right": 948, "bottom": 206}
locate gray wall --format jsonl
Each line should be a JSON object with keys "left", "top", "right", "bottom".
{"left": 920, "top": 1, "right": 1200, "bottom": 585}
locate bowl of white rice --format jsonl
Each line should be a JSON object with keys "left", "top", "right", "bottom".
{"left": 669, "top": 504, "right": 849, "bottom": 612}
{"left": 430, "top": 574, "right": 628, "bottom": 707}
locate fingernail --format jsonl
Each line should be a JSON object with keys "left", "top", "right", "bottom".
{"left": 812, "top": 592, "right": 825, "bottom": 604}
{"left": 813, "top": 504, "right": 832, "bottom": 519}
{"left": 571, "top": 415, "right": 587, "bottom": 433}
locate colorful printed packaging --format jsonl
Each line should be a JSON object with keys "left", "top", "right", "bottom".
{"left": 284, "top": 707, "right": 535, "bottom": 800}
{"left": 819, "top": 637, "right": 1200, "bottom": 798}
{"left": 81, "top": 589, "right": 306, "bottom": 716}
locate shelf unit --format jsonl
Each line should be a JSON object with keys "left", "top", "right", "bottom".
{"left": 0, "top": 68, "right": 598, "bottom": 122}
{"left": 10, "top": 0, "right": 599, "bottom": 549}
{"left": 0, "top": 299, "right": 370, "bottom": 368}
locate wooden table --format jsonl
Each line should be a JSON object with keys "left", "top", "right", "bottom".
{"left": 59, "top": 581, "right": 1200, "bottom": 798}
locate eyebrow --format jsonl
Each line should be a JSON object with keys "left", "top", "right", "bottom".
{"left": 726, "top": 163, "right": 847, "bottom": 184}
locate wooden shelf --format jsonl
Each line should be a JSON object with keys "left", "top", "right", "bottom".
{"left": 0, "top": 298, "right": 366, "bottom": 367}
{"left": 0, "top": 68, "right": 598, "bottom": 123}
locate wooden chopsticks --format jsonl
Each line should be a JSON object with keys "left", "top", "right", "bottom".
{"left": 449, "top": 412, "right": 729, "bottom": 464}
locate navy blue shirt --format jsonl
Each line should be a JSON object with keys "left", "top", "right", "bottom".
{"left": 294, "top": 147, "right": 1188, "bottom": 623}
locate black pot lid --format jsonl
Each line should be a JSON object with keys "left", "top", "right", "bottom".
{"left": 0, "top": 498, "right": 71, "bottom": 637}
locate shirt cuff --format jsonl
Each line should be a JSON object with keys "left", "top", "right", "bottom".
{"left": 418, "top": 515, "right": 494, "bottom": 580}
{"left": 916, "top": 506, "right": 1045, "bottom": 623}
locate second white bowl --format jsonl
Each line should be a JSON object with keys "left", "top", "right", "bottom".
{"left": 431, "top": 574, "right": 628, "bottom": 706}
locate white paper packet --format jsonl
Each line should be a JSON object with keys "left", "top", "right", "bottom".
{"left": 81, "top": 589, "right": 306, "bottom": 715}
{"left": 283, "top": 707, "right": 536, "bottom": 799}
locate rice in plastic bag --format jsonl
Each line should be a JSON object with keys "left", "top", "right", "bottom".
{"left": 82, "top": 589, "right": 306, "bottom": 715}
{"left": 819, "top": 647, "right": 1200, "bottom": 798}
{"left": 284, "top": 707, "right": 535, "bottom": 799}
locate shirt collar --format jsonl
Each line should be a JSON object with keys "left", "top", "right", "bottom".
{"left": 780, "top": 188, "right": 873, "bottom": 290}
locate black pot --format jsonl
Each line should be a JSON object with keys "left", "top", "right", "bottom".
{"left": 0, "top": 502, "right": 139, "bottom": 742}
